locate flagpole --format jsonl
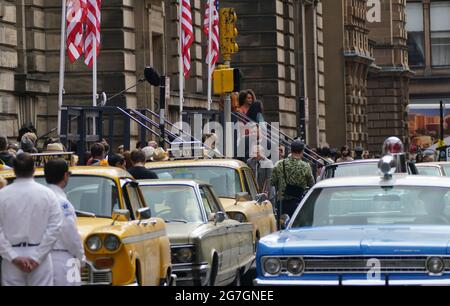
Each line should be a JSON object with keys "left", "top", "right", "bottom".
{"left": 178, "top": 0, "right": 184, "bottom": 125}
{"left": 207, "top": 0, "right": 213, "bottom": 111}
{"left": 92, "top": 32, "right": 97, "bottom": 135}
{"left": 58, "top": 0, "right": 67, "bottom": 137}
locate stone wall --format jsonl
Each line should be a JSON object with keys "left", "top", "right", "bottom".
{"left": 0, "top": 0, "right": 18, "bottom": 139}
{"left": 367, "top": 0, "right": 412, "bottom": 153}
{"left": 220, "top": 0, "right": 299, "bottom": 138}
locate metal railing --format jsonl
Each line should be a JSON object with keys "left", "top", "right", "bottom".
{"left": 231, "top": 111, "right": 329, "bottom": 167}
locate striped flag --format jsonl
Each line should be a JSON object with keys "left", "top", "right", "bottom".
{"left": 203, "top": 0, "right": 219, "bottom": 75}
{"left": 84, "top": 0, "right": 101, "bottom": 67}
{"left": 181, "top": 0, "right": 194, "bottom": 77}
{"left": 66, "top": 0, "right": 87, "bottom": 63}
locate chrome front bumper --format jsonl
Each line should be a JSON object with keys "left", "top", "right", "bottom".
{"left": 81, "top": 262, "right": 112, "bottom": 286}
{"left": 172, "top": 262, "right": 209, "bottom": 286}
{"left": 254, "top": 278, "right": 450, "bottom": 286}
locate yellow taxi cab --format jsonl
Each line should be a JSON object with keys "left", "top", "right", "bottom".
{"left": 146, "top": 159, "right": 277, "bottom": 247}
{"left": 0, "top": 166, "right": 174, "bottom": 286}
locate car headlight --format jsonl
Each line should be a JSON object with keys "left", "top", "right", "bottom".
{"left": 426, "top": 257, "right": 445, "bottom": 275}
{"left": 86, "top": 235, "right": 102, "bottom": 252}
{"left": 287, "top": 257, "right": 304, "bottom": 275}
{"left": 231, "top": 212, "right": 247, "bottom": 223}
{"left": 104, "top": 235, "right": 121, "bottom": 252}
{"left": 174, "top": 247, "right": 194, "bottom": 263}
{"left": 263, "top": 257, "right": 281, "bottom": 276}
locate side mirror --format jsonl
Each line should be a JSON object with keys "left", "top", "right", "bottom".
{"left": 214, "top": 211, "right": 226, "bottom": 224}
{"left": 136, "top": 207, "right": 152, "bottom": 220}
{"left": 235, "top": 192, "right": 251, "bottom": 203}
{"left": 279, "top": 214, "right": 290, "bottom": 230}
{"left": 112, "top": 209, "right": 131, "bottom": 223}
{"left": 255, "top": 193, "right": 268, "bottom": 204}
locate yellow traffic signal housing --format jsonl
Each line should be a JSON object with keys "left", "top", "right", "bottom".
{"left": 219, "top": 8, "right": 239, "bottom": 60}
{"left": 213, "top": 66, "right": 241, "bottom": 95}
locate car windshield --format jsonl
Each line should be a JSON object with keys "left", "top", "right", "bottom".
{"left": 152, "top": 166, "right": 242, "bottom": 198}
{"left": 140, "top": 185, "right": 203, "bottom": 223}
{"left": 35, "top": 176, "right": 119, "bottom": 218}
{"left": 291, "top": 186, "right": 450, "bottom": 228}
{"left": 323, "top": 162, "right": 378, "bottom": 179}
{"left": 416, "top": 166, "right": 441, "bottom": 176}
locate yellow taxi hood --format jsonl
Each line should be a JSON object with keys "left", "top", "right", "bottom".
{"left": 76, "top": 217, "right": 124, "bottom": 241}
{"left": 219, "top": 197, "right": 252, "bottom": 212}
{"left": 219, "top": 198, "right": 236, "bottom": 209}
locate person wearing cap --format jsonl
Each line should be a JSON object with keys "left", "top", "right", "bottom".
{"left": 44, "top": 159, "right": 85, "bottom": 286}
{"left": 354, "top": 146, "right": 364, "bottom": 160}
{"left": 271, "top": 140, "right": 315, "bottom": 219}
{"left": 0, "top": 153, "right": 63, "bottom": 286}
{"left": 44, "top": 143, "right": 65, "bottom": 153}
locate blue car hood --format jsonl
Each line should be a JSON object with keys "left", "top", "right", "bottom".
{"left": 260, "top": 226, "right": 450, "bottom": 255}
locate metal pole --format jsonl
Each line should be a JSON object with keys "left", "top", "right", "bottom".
{"left": 207, "top": 0, "right": 213, "bottom": 111}
{"left": 178, "top": 0, "right": 184, "bottom": 125}
{"left": 92, "top": 34, "right": 97, "bottom": 136}
{"left": 224, "top": 60, "right": 232, "bottom": 158}
{"left": 159, "top": 76, "right": 166, "bottom": 149}
{"left": 57, "top": 0, "right": 67, "bottom": 138}
{"left": 441, "top": 100, "right": 444, "bottom": 146}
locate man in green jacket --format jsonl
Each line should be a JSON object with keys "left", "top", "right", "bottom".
{"left": 271, "top": 140, "right": 315, "bottom": 218}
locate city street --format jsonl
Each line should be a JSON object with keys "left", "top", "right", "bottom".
{"left": 1, "top": 0, "right": 450, "bottom": 289}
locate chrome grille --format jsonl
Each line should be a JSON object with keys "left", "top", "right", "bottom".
{"left": 81, "top": 262, "right": 112, "bottom": 285}
{"left": 302, "top": 256, "right": 449, "bottom": 274}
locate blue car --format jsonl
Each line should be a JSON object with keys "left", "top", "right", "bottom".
{"left": 255, "top": 154, "right": 450, "bottom": 286}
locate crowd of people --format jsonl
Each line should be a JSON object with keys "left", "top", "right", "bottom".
{"left": 0, "top": 90, "right": 444, "bottom": 286}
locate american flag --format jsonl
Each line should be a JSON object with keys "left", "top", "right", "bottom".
{"left": 66, "top": 0, "right": 87, "bottom": 63}
{"left": 181, "top": 0, "right": 194, "bottom": 77}
{"left": 203, "top": 0, "right": 219, "bottom": 75}
{"left": 84, "top": 0, "right": 101, "bottom": 67}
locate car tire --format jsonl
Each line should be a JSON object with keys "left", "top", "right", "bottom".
{"left": 208, "top": 256, "right": 218, "bottom": 286}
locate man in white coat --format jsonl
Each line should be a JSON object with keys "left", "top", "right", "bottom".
{"left": 0, "top": 153, "right": 62, "bottom": 286}
{"left": 44, "top": 159, "right": 85, "bottom": 286}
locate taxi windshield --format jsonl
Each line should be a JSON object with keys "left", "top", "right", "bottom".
{"left": 140, "top": 185, "right": 203, "bottom": 223}
{"left": 291, "top": 186, "right": 450, "bottom": 228}
{"left": 35, "top": 176, "right": 119, "bottom": 218}
{"left": 152, "top": 166, "right": 242, "bottom": 198}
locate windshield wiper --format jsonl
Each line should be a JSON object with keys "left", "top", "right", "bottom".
{"left": 76, "top": 210, "right": 96, "bottom": 217}
{"left": 164, "top": 219, "right": 188, "bottom": 223}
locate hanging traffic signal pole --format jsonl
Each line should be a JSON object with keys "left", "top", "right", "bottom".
{"left": 217, "top": 8, "right": 239, "bottom": 158}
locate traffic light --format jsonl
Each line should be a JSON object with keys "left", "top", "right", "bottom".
{"left": 219, "top": 8, "right": 239, "bottom": 61}
{"left": 213, "top": 66, "right": 241, "bottom": 94}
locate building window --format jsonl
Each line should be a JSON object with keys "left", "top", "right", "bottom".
{"left": 406, "top": 2, "right": 425, "bottom": 67}
{"left": 430, "top": 1, "right": 450, "bottom": 67}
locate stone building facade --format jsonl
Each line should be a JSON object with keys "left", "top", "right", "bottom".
{"left": 323, "top": 0, "right": 412, "bottom": 152}
{"left": 0, "top": 0, "right": 217, "bottom": 142}
{"left": 221, "top": 0, "right": 327, "bottom": 146}
{"left": 405, "top": 0, "right": 450, "bottom": 149}
{"left": 0, "top": 0, "right": 414, "bottom": 154}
